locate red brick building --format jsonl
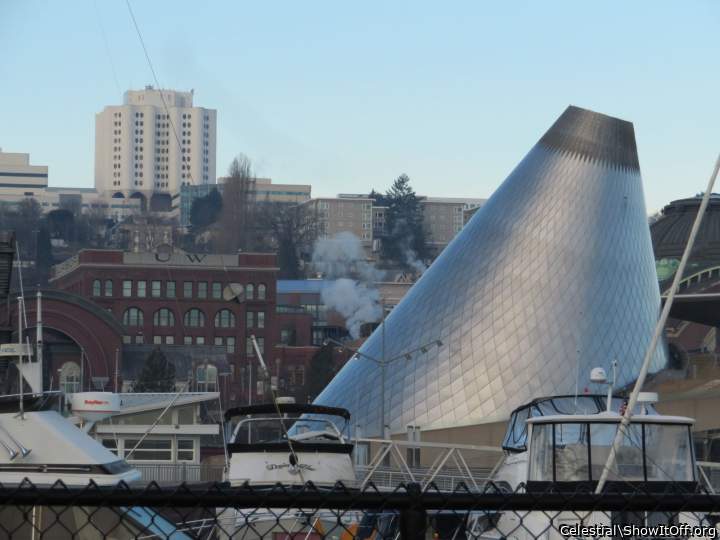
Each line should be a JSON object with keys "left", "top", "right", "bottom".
{"left": 49, "top": 248, "right": 316, "bottom": 404}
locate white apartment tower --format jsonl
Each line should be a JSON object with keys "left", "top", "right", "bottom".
{"left": 95, "top": 87, "right": 217, "bottom": 210}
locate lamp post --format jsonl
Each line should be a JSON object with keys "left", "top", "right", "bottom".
{"left": 325, "top": 335, "right": 443, "bottom": 438}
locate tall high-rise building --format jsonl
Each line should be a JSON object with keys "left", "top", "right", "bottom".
{"left": 94, "top": 87, "right": 217, "bottom": 211}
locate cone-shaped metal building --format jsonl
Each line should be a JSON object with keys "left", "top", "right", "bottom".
{"left": 315, "top": 106, "right": 666, "bottom": 435}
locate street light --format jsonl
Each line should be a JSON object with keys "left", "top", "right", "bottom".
{"left": 324, "top": 335, "right": 443, "bottom": 438}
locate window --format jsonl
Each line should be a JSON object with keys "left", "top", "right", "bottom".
{"left": 245, "top": 283, "right": 254, "bottom": 300}
{"left": 196, "top": 336, "right": 205, "bottom": 345}
{"left": 153, "top": 308, "right": 175, "bottom": 327}
{"left": 151, "top": 280, "right": 161, "bottom": 297}
{"left": 246, "top": 311, "right": 254, "bottom": 328}
{"left": 101, "top": 439, "right": 118, "bottom": 455}
{"left": 166, "top": 281, "right": 176, "bottom": 298}
{"left": 153, "top": 336, "right": 162, "bottom": 344}
{"left": 184, "top": 308, "right": 205, "bottom": 327}
{"left": 183, "top": 281, "right": 193, "bottom": 298}
{"left": 212, "top": 282, "right": 222, "bottom": 299}
{"left": 246, "top": 337, "right": 255, "bottom": 356}
{"left": 123, "top": 335, "right": 132, "bottom": 344}
{"left": 123, "top": 307, "right": 144, "bottom": 326}
{"left": 104, "top": 279, "right": 113, "bottom": 297}
{"left": 122, "top": 280, "right": 132, "bottom": 297}
{"left": 124, "top": 439, "right": 172, "bottom": 461}
{"left": 214, "top": 337, "right": 223, "bottom": 346}
{"left": 258, "top": 284, "right": 266, "bottom": 300}
{"left": 184, "top": 336, "right": 192, "bottom": 345}
{"left": 165, "top": 336, "right": 174, "bottom": 345}
{"left": 92, "top": 279, "right": 101, "bottom": 296}
{"left": 196, "top": 365, "right": 217, "bottom": 392}
{"left": 226, "top": 336, "right": 236, "bottom": 353}
{"left": 257, "top": 311, "right": 265, "bottom": 329}
{"left": 137, "top": 280, "right": 147, "bottom": 298}
{"left": 214, "top": 309, "right": 236, "bottom": 328}
{"left": 256, "top": 337, "right": 264, "bottom": 354}
{"left": 197, "top": 282, "right": 207, "bottom": 299}
{"left": 280, "top": 329, "right": 295, "bottom": 345}
{"left": 177, "top": 439, "right": 195, "bottom": 462}
{"left": 135, "top": 335, "right": 144, "bottom": 344}
{"left": 59, "top": 361, "right": 81, "bottom": 394}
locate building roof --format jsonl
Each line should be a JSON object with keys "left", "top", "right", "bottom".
{"left": 651, "top": 196, "right": 720, "bottom": 262}
{"left": 115, "top": 392, "right": 220, "bottom": 415}
{"left": 277, "top": 279, "right": 326, "bottom": 294}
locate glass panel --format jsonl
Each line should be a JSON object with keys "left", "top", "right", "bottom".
{"left": 165, "top": 336, "right": 174, "bottom": 345}
{"left": 124, "top": 439, "right": 172, "bottom": 461}
{"left": 92, "top": 280, "right": 101, "bottom": 296}
{"left": 151, "top": 281, "right": 161, "bottom": 297}
{"left": 258, "top": 312, "right": 265, "bottom": 329}
{"left": 212, "top": 282, "right": 222, "bottom": 299}
{"left": 590, "top": 423, "right": 644, "bottom": 481}
{"left": 198, "top": 282, "right": 207, "bottom": 299}
{"left": 123, "top": 280, "right": 132, "bottom": 297}
{"left": 183, "top": 281, "right": 192, "bottom": 298}
{"left": 554, "top": 423, "right": 589, "bottom": 481}
{"left": 166, "top": 281, "right": 176, "bottom": 298}
{"left": 645, "top": 425, "right": 693, "bottom": 481}
{"left": 528, "top": 424, "right": 553, "bottom": 481}
{"left": 104, "top": 280, "right": 113, "bottom": 296}
{"left": 137, "top": 281, "right": 146, "bottom": 298}
{"left": 177, "top": 407, "right": 195, "bottom": 424}
{"left": 227, "top": 337, "right": 235, "bottom": 353}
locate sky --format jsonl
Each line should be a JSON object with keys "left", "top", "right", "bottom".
{"left": 1, "top": 1, "right": 719, "bottom": 212}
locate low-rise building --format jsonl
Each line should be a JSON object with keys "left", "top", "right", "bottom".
{"left": 180, "top": 178, "right": 311, "bottom": 227}
{"left": 420, "top": 197, "right": 486, "bottom": 255}
{"left": 0, "top": 150, "right": 140, "bottom": 218}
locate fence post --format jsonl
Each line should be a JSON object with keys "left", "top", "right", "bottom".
{"left": 400, "top": 482, "right": 426, "bottom": 540}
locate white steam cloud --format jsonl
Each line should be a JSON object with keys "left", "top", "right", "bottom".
{"left": 312, "top": 232, "right": 384, "bottom": 338}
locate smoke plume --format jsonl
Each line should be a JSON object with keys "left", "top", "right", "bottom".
{"left": 312, "top": 232, "right": 384, "bottom": 338}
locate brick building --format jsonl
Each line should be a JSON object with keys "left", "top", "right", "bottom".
{"left": 49, "top": 248, "right": 315, "bottom": 404}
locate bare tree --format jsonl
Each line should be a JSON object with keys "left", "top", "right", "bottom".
{"left": 255, "top": 202, "right": 318, "bottom": 278}
{"left": 217, "top": 155, "right": 256, "bottom": 252}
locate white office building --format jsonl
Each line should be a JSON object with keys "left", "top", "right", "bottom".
{"left": 95, "top": 87, "right": 217, "bottom": 211}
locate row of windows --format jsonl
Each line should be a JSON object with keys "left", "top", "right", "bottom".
{"left": 120, "top": 334, "right": 261, "bottom": 355}
{"left": 92, "top": 280, "right": 268, "bottom": 300}
{"left": 121, "top": 307, "right": 260, "bottom": 329}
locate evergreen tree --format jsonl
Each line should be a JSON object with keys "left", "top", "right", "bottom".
{"left": 306, "top": 343, "right": 336, "bottom": 400}
{"left": 381, "top": 174, "right": 429, "bottom": 267}
{"left": 132, "top": 348, "right": 176, "bottom": 392}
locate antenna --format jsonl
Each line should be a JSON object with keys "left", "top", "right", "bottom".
{"left": 250, "top": 334, "right": 303, "bottom": 482}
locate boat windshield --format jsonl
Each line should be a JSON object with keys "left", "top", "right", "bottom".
{"left": 502, "top": 395, "right": 658, "bottom": 452}
{"left": 232, "top": 417, "right": 344, "bottom": 445}
{"left": 528, "top": 421, "right": 694, "bottom": 483}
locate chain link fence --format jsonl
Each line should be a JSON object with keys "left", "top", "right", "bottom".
{"left": 1, "top": 480, "right": 720, "bottom": 539}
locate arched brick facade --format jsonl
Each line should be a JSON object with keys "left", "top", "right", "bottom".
{"left": 7, "top": 290, "right": 123, "bottom": 382}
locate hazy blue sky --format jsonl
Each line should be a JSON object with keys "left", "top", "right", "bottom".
{"left": 1, "top": 1, "right": 718, "bottom": 212}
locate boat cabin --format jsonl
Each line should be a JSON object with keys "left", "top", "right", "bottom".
{"left": 501, "top": 395, "right": 696, "bottom": 492}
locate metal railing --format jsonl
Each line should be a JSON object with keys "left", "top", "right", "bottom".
{"left": 131, "top": 462, "right": 225, "bottom": 484}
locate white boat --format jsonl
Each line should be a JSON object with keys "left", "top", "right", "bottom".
{"left": 224, "top": 402, "right": 357, "bottom": 488}
{"left": 475, "top": 390, "right": 706, "bottom": 539}
{"left": 216, "top": 401, "right": 359, "bottom": 539}
{"left": 0, "top": 291, "right": 193, "bottom": 539}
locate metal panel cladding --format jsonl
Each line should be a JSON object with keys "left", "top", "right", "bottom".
{"left": 315, "top": 106, "right": 667, "bottom": 435}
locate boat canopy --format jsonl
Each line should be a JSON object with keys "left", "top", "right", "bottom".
{"left": 502, "top": 395, "right": 658, "bottom": 453}
{"left": 224, "top": 403, "right": 351, "bottom": 421}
